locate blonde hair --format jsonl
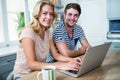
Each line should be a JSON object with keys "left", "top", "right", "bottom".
{"left": 28, "top": 0, "right": 55, "bottom": 36}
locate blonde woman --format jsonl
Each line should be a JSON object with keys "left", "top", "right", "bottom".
{"left": 13, "top": 0, "right": 81, "bottom": 80}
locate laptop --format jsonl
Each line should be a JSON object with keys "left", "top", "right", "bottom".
{"left": 59, "top": 42, "right": 112, "bottom": 77}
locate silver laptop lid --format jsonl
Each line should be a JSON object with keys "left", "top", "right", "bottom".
{"left": 78, "top": 42, "right": 111, "bottom": 76}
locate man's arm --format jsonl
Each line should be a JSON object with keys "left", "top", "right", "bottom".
{"left": 55, "top": 38, "right": 91, "bottom": 58}
{"left": 49, "top": 38, "right": 72, "bottom": 61}
{"left": 80, "top": 39, "right": 91, "bottom": 49}
{"left": 56, "top": 42, "right": 82, "bottom": 58}
{"left": 78, "top": 39, "right": 91, "bottom": 55}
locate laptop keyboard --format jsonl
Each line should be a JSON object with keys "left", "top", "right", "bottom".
{"left": 67, "top": 70, "right": 78, "bottom": 74}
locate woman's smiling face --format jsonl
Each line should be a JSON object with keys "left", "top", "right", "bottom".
{"left": 38, "top": 4, "right": 54, "bottom": 28}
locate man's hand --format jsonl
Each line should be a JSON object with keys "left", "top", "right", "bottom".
{"left": 78, "top": 47, "right": 86, "bottom": 55}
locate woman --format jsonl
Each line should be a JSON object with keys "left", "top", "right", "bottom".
{"left": 13, "top": 0, "right": 81, "bottom": 80}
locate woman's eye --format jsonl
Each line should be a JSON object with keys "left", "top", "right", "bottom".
{"left": 50, "top": 13, "right": 54, "bottom": 16}
{"left": 43, "top": 13, "right": 47, "bottom": 15}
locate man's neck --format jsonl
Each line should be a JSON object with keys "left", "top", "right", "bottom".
{"left": 65, "top": 23, "right": 73, "bottom": 34}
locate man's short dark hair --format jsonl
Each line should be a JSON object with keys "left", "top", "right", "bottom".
{"left": 64, "top": 3, "right": 81, "bottom": 16}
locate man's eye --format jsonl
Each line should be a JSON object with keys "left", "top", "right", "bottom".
{"left": 67, "top": 13, "right": 72, "bottom": 16}
{"left": 75, "top": 14, "right": 79, "bottom": 17}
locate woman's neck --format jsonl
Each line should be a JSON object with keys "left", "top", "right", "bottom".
{"left": 39, "top": 27, "right": 46, "bottom": 40}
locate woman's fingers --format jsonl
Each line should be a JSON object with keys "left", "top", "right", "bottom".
{"left": 73, "top": 57, "right": 82, "bottom": 65}
{"left": 68, "top": 60, "right": 81, "bottom": 71}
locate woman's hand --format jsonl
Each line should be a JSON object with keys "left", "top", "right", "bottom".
{"left": 73, "top": 57, "right": 82, "bottom": 64}
{"left": 59, "top": 57, "right": 82, "bottom": 71}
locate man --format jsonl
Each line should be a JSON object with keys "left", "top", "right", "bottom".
{"left": 46, "top": 3, "right": 90, "bottom": 62}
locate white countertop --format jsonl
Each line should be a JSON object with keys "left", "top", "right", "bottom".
{"left": 0, "top": 46, "right": 17, "bottom": 57}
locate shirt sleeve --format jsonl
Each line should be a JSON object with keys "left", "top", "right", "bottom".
{"left": 79, "top": 26, "right": 86, "bottom": 40}
{"left": 19, "top": 27, "right": 35, "bottom": 42}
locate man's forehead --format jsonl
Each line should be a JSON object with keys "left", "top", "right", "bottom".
{"left": 66, "top": 8, "right": 79, "bottom": 14}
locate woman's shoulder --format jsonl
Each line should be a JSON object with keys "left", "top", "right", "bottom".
{"left": 19, "top": 27, "right": 36, "bottom": 38}
{"left": 21, "top": 27, "right": 35, "bottom": 35}
{"left": 22, "top": 27, "right": 33, "bottom": 32}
